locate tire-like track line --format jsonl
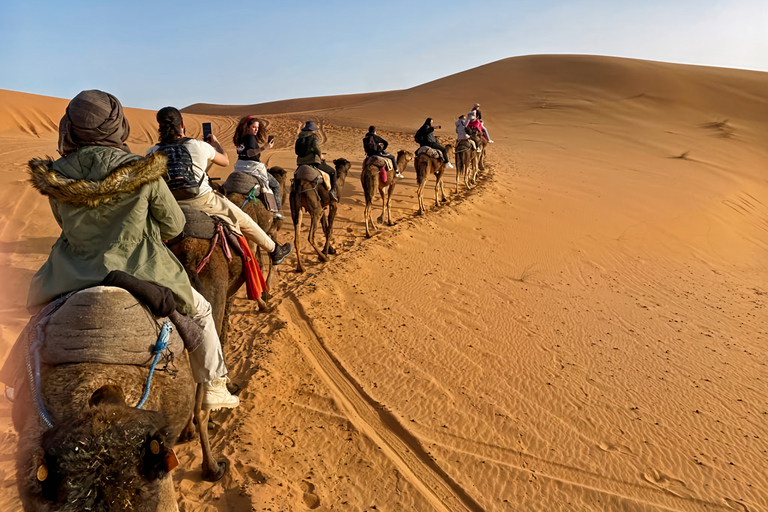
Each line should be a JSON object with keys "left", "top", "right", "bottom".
{"left": 279, "top": 293, "right": 483, "bottom": 512}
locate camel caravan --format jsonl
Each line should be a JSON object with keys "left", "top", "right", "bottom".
{"left": 0, "top": 90, "right": 491, "bottom": 511}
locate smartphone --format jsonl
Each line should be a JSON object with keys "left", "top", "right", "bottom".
{"left": 268, "top": 135, "right": 275, "bottom": 143}
{"left": 202, "top": 122, "right": 212, "bottom": 139}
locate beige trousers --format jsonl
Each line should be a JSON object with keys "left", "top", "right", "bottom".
{"left": 179, "top": 191, "right": 276, "bottom": 252}
{"left": 187, "top": 288, "right": 227, "bottom": 383}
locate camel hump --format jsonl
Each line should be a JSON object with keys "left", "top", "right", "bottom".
{"left": 40, "top": 286, "right": 185, "bottom": 367}
{"left": 222, "top": 171, "right": 259, "bottom": 195}
{"left": 415, "top": 146, "right": 443, "bottom": 160}
{"left": 178, "top": 205, "right": 216, "bottom": 239}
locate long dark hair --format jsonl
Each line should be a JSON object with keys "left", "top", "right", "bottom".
{"left": 157, "top": 106, "right": 183, "bottom": 144}
{"left": 233, "top": 115, "right": 267, "bottom": 146}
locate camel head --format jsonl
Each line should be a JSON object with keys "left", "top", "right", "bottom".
{"left": 333, "top": 158, "right": 351, "bottom": 187}
{"left": 444, "top": 144, "right": 454, "bottom": 162}
{"left": 396, "top": 150, "right": 414, "bottom": 168}
{"left": 22, "top": 385, "right": 179, "bottom": 512}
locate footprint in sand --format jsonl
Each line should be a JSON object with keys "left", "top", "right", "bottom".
{"left": 301, "top": 480, "right": 321, "bottom": 509}
{"left": 597, "top": 441, "right": 634, "bottom": 456}
{"left": 724, "top": 498, "right": 751, "bottom": 511}
{"left": 642, "top": 468, "right": 692, "bottom": 499}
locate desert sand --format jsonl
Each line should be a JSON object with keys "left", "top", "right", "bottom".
{"left": 0, "top": 54, "right": 767, "bottom": 511}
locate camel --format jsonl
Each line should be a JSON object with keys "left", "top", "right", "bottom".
{"left": 414, "top": 144, "right": 455, "bottom": 213}
{"left": 361, "top": 150, "right": 413, "bottom": 237}
{"left": 454, "top": 127, "right": 487, "bottom": 192}
{"left": 223, "top": 166, "right": 288, "bottom": 295}
{"left": 289, "top": 158, "right": 351, "bottom": 272}
{"left": 12, "top": 287, "right": 225, "bottom": 512}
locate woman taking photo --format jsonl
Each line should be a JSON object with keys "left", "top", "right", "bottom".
{"left": 233, "top": 116, "right": 282, "bottom": 219}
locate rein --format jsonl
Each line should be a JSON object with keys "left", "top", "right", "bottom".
{"left": 241, "top": 186, "right": 260, "bottom": 209}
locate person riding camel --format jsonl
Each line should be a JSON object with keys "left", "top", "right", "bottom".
{"left": 233, "top": 115, "right": 283, "bottom": 220}
{"left": 22, "top": 90, "right": 239, "bottom": 410}
{"left": 456, "top": 115, "right": 481, "bottom": 153}
{"left": 146, "top": 107, "right": 293, "bottom": 265}
{"left": 295, "top": 121, "right": 338, "bottom": 200}
{"left": 363, "top": 126, "right": 404, "bottom": 179}
{"left": 415, "top": 118, "right": 454, "bottom": 168}
{"left": 468, "top": 103, "right": 493, "bottom": 143}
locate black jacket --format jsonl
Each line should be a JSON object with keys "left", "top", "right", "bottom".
{"left": 415, "top": 124, "right": 436, "bottom": 146}
{"left": 363, "top": 133, "right": 388, "bottom": 156}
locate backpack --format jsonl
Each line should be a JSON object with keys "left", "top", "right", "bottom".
{"left": 295, "top": 134, "right": 314, "bottom": 158}
{"left": 364, "top": 134, "right": 379, "bottom": 155}
{"left": 414, "top": 129, "right": 424, "bottom": 146}
{"left": 157, "top": 138, "right": 205, "bottom": 200}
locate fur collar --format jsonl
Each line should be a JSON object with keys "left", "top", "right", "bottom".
{"left": 28, "top": 151, "right": 168, "bottom": 209}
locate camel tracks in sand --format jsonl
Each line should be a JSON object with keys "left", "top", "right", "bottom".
{"left": 280, "top": 293, "right": 482, "bottom": 512}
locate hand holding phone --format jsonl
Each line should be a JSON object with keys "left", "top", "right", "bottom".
{"left": 202, "top": 122, "right": 212, "bottom": 140}
{"left": 268, "top": 135, "right": 275, "bottom": 143}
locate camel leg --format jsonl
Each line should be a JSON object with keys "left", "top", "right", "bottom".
{"left": 416, "top": 175, "right": 428, "bottom": 214}
{"left": 195, "top": 383, "right": 227, "bottom": 482}
{"left": 307, "top": 206, "right": 328, "bottom": 262}
{"left": 377, "top": 185, "right": 387, "bottom": 224}
{"left": 178, "top": 413, "right": 196, "bottom": 443}
{"left": 363, "top": 200, "right": 375, "bottom": 238}
{"left": 294, "top": 208, "right": 304, "bottom": 273}
{"left": 438, "top": 172, "right": 447, "bottom": 203}
{"left": 323, "top": 202, "right": 337, "bottom": 255}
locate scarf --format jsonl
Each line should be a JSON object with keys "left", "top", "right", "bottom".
{"left": 58, "top": 90, "right": 131, "bottom": 156}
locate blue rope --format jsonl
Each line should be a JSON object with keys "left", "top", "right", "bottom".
{"left": 135, "top": 321, "right": 172, "bottom": 409}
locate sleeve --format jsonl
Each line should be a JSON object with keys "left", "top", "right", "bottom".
{"left": 312, "top": 136, "right": 322, "bottom": 158}
{"left": 377, "top": 135, "right": 388, "bottom": 151}
{"left": 49, "top": 198, "right": 63, "bottom": 228}
{"left": 148, "top": 180, "right": 185, "bottom": 241}
{"left": 243, "top": 134, "right": 264, "bottom": 159}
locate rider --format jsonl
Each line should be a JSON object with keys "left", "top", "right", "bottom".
{"left": 233, "top": 115, "right": 282, "bottom": 220}
{"left": 24, "top": 90, "right": 238, "bottom": 410}
{"left": 295, "top": 121, "right": 338, "bottom": 200}
{"left": 456, "top": 115, "right": 480, "bottom": 153}
{"left": 468, "top": 103, "right": 493, "bottom": 143}
{"left": 415, "top": 118, "right": 454, "bottom": 168}
{"left": 146, "top": 107, "right": 293, "bottom": 265}
{"left": 363, "top": 126, "right": 403, "bottom": 179}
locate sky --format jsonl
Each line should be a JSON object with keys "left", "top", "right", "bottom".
{"left": 1, "top": 0, "right": 766, "bottom": 110}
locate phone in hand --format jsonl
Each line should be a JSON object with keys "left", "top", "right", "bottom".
{"left": 202, "top": 122, "right": 212, "bottom": 139}
{"left": 268, "top": 135, "right": 275, "bottom": 143}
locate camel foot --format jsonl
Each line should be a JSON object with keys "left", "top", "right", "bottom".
{"left": 318, "top": 253, "right": 329, "bottom": 262}
{"left": 296, "top": 266, "right": 305, "bottom": 273}
{"left": 178, "top": 425, "right": 196, "bottom": 444}
{"left": 376, "top": 215, "right": 383, "bottom": 224}
{"left": 327, "top": 246, "right": 337, "bottom": 255}
{"left": 440, "top": 198, "right": 448, "bottom": 203}
{"left": 226, "top": 381, "right": 241, "bottom": 396}
{"left": 202, "top": 460, "right": 228, "bottom": 482}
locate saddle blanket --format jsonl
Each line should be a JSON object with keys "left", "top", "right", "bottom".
{"left": 295, "top": 164, "right": 331, "bottom": 190}
{"left": 416, "top": 146, "right": 442, "bottom": 160}
{"left": 222, "top": 170, "right": 259, "bottom": 195}
{"left": 179, "top": 205, "right": 216, "bottom": 240}
{"left": 364, "top": 155, "right": 393, "bottom": 172}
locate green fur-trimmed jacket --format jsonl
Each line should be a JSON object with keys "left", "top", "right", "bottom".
{"left": 26, "top": 146, "right": 197, "bottom": 316}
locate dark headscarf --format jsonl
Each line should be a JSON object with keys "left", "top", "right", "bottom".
{"left": 58, "top": 90, "right": 130, "bottom": 156}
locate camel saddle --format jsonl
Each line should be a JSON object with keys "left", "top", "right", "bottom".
{"left": 416, "top": 146, "right": 443, "bottom": 160}
{"left": 295, "top": 164, "right": 331, "bottom": 190}
{"left": 222, "top": 171, "right": 260, "bottom": 196}
{"left": 363, "top": 155, "right": 393, "bottom": 172}
{"left": 179, "top": 205, "right": 216, "bottom": 240}
{"left": 0, "top": 286, "right": 188, "bottom": 393}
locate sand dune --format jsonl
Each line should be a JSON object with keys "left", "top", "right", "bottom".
{"left": 1, "top": 55, "right": 767, "bottom": 511}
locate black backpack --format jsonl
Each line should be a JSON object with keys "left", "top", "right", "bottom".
{"left": 414, "top": 129, "right": 424, "bottom": 146}
{"left": 364, "top": 134, "right": 379, "bottom": 155}
{"left": 157, "top": 138, "right": 205, "bottom": 200}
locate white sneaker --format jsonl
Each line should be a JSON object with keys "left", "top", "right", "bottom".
{"left": 202, "top": 377, "right": 239, "bottom": 410}
{"left": 488, "top": 140, "right": 494, "bottom": 143}
{"left": 395, "top": 172, "right": 405, "bottom": 179}
{"left": 446, "top": 163, "right": 454, "bottom": 169}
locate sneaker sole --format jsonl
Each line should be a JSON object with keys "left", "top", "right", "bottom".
{"left": 202, "top": 400, "right": 239, "bottom": 411}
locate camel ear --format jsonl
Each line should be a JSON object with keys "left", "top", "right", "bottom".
{"left": 141, "top": 435, "right": 178, "bottom": 480}
{"left": 89, "top": 385, "right": 126, "bottom": 407}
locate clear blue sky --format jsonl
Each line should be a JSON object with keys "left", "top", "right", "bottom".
{"left": 1, "top": 0, "right": 765, "bottom": 110}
